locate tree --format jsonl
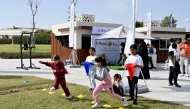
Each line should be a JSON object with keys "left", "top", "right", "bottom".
{"left": 34, "top": 30, "right": 51, "bottom": 44}
{"left": 135, "top": 21, "right": 144, "bottom": 28}
{"left": 160, "top": 16, "right": 178, "bottom": 28}
{"left": 28, "top": 0, "right": 41, "bottom": 34}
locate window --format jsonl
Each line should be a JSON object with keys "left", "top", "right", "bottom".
{"left": 175, "top": 38, "right": 182, "bottom": 44}
{"left": 159, "top": 38, "right": 182, "bottom": 50}
{"left": 151, "top": 39, "right": 159, "bottom": 50}
{"left": 82, "top": 35, "right": 91, "bottom": 49}
{"left": 159, "top": 39, "right": 167, "bottom": 49}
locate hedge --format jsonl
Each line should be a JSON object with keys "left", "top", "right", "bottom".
{"left": 12, "top": 36, "right": 30, "bottom": 44}
{"left": 0, "top": 38, "right": 12, "bottom": 44}
{"left": 0, "top": 52, "right": 51, "bottom": 59}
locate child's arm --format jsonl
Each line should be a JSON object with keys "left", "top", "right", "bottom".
{"left": 94, "top": 68, "right": 106, "bottom": 81}
{"left": 173, "top": 56, "right": 176, "bottom": 68}
{"left": 135, "top": 65, "right": 144, "bottom": 68}
{"left": 39, "top": 61, "right": 53, "bottom": 68}
{"left": 136, "top": 56, "right": 144, "bottom": 68}
{"left": 55, "top": 62, "right": 68, "bottom": 74}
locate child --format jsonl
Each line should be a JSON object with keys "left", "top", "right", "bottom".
{"left": 125, "top": 44, "right": 144, "bottom": 105}
{"left": 113, "top": 73, "right": 124, "bottom": 97}
{"left": 39, "top": 54, "right": 72, "bottom": 98}
{"left": 85, "top": 47, "right": 97, "bottom": 92}
{"left": 168, "top": 43, "right": 181, "bottom": 87}
{"left": 91, "top": 56, "right": 128, "bottom": 108}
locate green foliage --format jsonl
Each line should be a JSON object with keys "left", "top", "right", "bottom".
{"left": 136, "top": 21, "right": 144, "bottom": 28}
{"left": 34, "top": 30, "right": 51, "bottom": 44}
{"left": 160, "top": 16, "right": 178, "bottom": 28}
{"left": 0, "top": 38, "right": 12, "bottom": 44}
{"left": 0, "top": 52, "right": 51, "bottom": 59}
{"left": 12, "top": 36, "right": 30, "bottom": 44}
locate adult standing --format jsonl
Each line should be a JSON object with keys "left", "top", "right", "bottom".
{"left": 138, "top": 41, "right": 150, "bottom": 79}
{"left": 152, "top": 44, "right": 157, "bottom": 55}
{"left": 147, "top": 43, "right": 155, "bottom": 70}
{"left": 117, "top": 42, "right": 126, "bottom": 66}
{"left": 179, "top": 38, "right": 190, "bottom": 77}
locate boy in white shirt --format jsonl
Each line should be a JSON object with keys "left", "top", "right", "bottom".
{"left": 125, "top": 44, "right": 144, "bottom": 105}
{"left": 168, "top": 43, "right": 181, "bottom": 88}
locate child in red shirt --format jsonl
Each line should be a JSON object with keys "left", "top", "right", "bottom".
{"left": 39, "top": 54, "right": 72, "bottom": 98}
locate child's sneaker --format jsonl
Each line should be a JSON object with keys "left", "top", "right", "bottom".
{"left": 122, "top": 97, "right": 128, "bottom": 107}
{"left": 89, "top": 88, "right": 93, "bottom": 92}
{"left": 133, "top": 99, "right": 138, "bottom": 105}
{"left": 66, "top": 94, "right": 72, "bottom": 99}
{"left": 50, "top": 87, "right": 55, "bottom": 92}
{"left": 91, "top": 103, "right": 101, "bottom": 108}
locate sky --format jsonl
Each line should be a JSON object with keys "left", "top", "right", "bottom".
{"left": 0, "top": 0, "right": 189, "bottom": 29}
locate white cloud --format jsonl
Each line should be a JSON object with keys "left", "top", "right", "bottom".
{"left": 104, "top": 0, "right": 128, "bottom": 12}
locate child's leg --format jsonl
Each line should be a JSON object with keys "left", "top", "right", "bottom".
{"left": 93, "top": 83, "right": 104, "bottom": 104}
{"left": 88, "top": 76, "right": 93, "bottom": 89}
{"left": 103, "top": 84, "right": 123, "bottom": 101}
{"left": 53, "top": 77, "right": 59, "bottom": 90}
{"left": 118, "top": 86, "right": 124, "bottom": 97}
{"left": 132, "top": 77, "right": 138, "bottom": 100}
{"left": 113, "top": 85, "right": 118, "bottom": 94}
{"left": 91, "top": 77, "right": 96, "bottom": 88}
{"left": 173, "top": 68, "right": 179, "bottom": 84}
{"left": 169, "top": 67, "right": 174, "bottom": 84}
{"left": 59, "top": 77, "right": 71, "bottom": 96}
{"left": 127, "top": 76, "right": 133, "bottom": 99}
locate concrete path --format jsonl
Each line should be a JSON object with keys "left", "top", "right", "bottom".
{"left": 0, "top": 59, "right": 190, "bottom": 106}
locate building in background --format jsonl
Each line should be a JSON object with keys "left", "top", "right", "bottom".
{"left": 51, "top": 14, "right": 122, "bottom": 62}
{"left": 0, "top": 27, "right": 48, "bottom": 38}
{"left": 136, "top": 20, "right": 190, "bottom": 62}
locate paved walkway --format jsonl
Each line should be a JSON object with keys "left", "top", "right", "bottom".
{"left": 0, "top": 59, "right": 190, "bottom": 106}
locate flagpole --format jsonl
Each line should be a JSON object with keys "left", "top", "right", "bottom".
{"left": 132, "top": 0, "right": 136, "bottom": 45}
{"left": 170, "top": 14, "right": 172, "bottom": 28}
{"left": 124, "top": 0, "right": 137, "bottom": 57}
{"left": 186, "top": 18, "right": 188, "bottom": 32}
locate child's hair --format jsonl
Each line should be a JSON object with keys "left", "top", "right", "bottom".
{"left": 130, "top": 44, "right": 137, "bottom": 50}
{"left": 95, "top": 56, "right": 107, "bottom": 66}
{"left": 114, "top": 73, "right": 122, "bottom": 80}
{"left": 89, "top": 47, "right": 95, "bottom": 52}
{"left": 53, "top": 54, "right": 60, "bottom": 61}
{"left": 172, "top": 43, "right": 177, "bottom": 49}
{"left": 169, "top": 38, "right": 175, "bottom": 43}
{"left": 120, "top": 42, "right": 125, "bottom": 47}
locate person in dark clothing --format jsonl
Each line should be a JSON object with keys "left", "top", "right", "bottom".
{"left": 138, "top": 41, "right": 150, "bottom": 79}
{"left": 117, "top": 42, "right": 126, "bottom": 65}
{"left": 147, "top": 43, "right": 155, "bottom": 70}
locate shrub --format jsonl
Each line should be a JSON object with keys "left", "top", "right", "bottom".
{"left": 12, "top": 36, "right": 30, "bottom": 44}
{"left": 0, "top": 38, "right": 12, "bottom": 44}
{"left": 0, "top": 52, "right": 51, "bottom": 59}
{"left": 34, "top": 30, "right": 51, "bottom": 44}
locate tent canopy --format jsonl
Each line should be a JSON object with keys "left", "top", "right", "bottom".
{"left": 95, "top": 26, "right": 155, "bottom": 40}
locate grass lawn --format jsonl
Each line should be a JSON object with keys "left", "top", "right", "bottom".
{"left": 108, "top": 64, "right": 125, "bottom": 70}
{"left": 0, "top": 75, "right": 189, "bottom": 109}
{"left": 0, "top": 44, "right": 51, "bottom": 53}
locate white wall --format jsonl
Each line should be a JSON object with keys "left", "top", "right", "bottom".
{"left": 136, "top": 27, "right": 186, "bottom": 32}
{"left": 75, "top": 30, "right": 92, "bottom": 49}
